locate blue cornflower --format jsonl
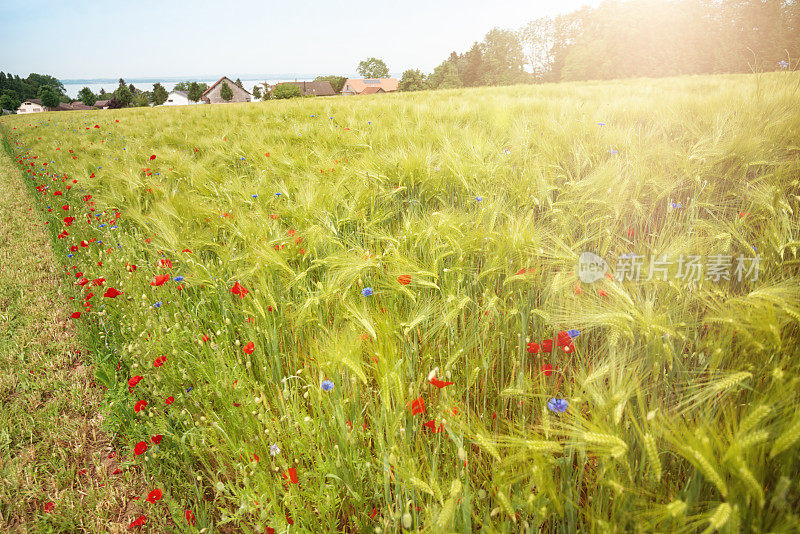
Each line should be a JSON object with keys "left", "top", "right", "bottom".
{"left": 174, "top": 276, "right": 184, "bottom": 282}
{"left": 251, "top": 194, "right": 258, "bottom": 198}
{"left": 547, "top": 398, "right": 568, "bottom": 413}
{"left": 609, "top": 149, "right": 619, "bottom": 155}
{"left": 476, "top": 196, "right": 483, "bottom": 201}
{"left": 153, "top": 301, "right": 163, "bottom": 308}
{"left": 321, "top": 379, "right": 334, "bottom": 391}
{"left": 275, "top": 192, "right": 282, "bottom": 196}
{"left": 567, "top": 329, "right": 580, "bottom": 339}
{"left": 362, "top": 287, "right": 374, "bottom": 296}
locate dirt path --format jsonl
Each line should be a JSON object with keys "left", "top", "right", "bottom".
{"left": 0, "top": 152, "right": 147, "bottom": 532}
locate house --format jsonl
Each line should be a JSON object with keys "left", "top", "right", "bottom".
{"left": 268, "top": 80, "right": 336, "bottom": 97}
{"left": 94, "top": 100, "right": 111, "bottom": 110}
{"left": 163, "top": 90, "right": 193, "bottom": 106}
{"left": 201, "top": 77, "right": 251, "bottom": 104}
{"left": 71, "top": 102, "right": 94, "bottom": 111}
{"left": 17, "top": 99, "right": 47, "bottom": 113}
{"left": 340, "top": 78, "right": 398, "bottom": 95}
{"left": 17, "top": 99, "right": 73, "bottom": 113}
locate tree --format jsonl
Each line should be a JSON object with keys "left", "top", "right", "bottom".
{"left": 152, "top": 83, "right": 169, "bottom": 105}
{"left": 187, "top": 82, "right": 203, "bottom": 102}
{"left": 133, "top": 92, "right": 151, "bottom": 107}
{"left": 99, "top": 88, "right": 107, "bottom": 96}
{"left": 272, "top": 83, "right": 302, "bottom": 99}
{"left": 128, "top": 83, "right": 137, "bottom": 94}
{"left": 314, "top": 75, "right": 347, "bottom": 93}
{"left": 77, "top": 87, "right": 97, "bottom": 106}
{"left": 260, "top": 83, "right": 271, "bottom": 100}
{"left": 1, "top": 92, "right": 20, "bottom": 112}
{"left": 521, "top": 17, "right": 556, "bottom": 79}
{"left": 357, "top": 57, "right": 389, "bottom": 78}
{"left": 235, "top": 78, "right": 243, "bottom": 89}
{"left": 119, "top": 78, "right": 126, "bottom": 86}
{"left": 481, "top": 28, "right": 528, "bottom": 85}
{"left": 398, "top": 69, "right": 427, "bottom": 91}
{"left": 39, "top": 86, "right": 60, "bottom": 108}
{"left": 252, "top": 85, "right": 262, "bottom": 100}
{"left": 220, "top": 81, "right": 233, "bottom": 101}
{"left": 114, "top": 84, "right": 133, "bottom": 107}
{"left": 427, "top": 61, "right": 462, "bottom": 89}
{"left": 173, "top": 81, "right": 190, "bottom": 91}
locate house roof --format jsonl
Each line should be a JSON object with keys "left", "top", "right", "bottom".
{"left": 344, "top": 78, "right": 398, "bottom": 94}
{"left": 54, "top": 103, "right": 73, "bottom": 111}
{"left": 170, "top": 90, "right": 189, "bottom": 97}
{"left": 272, "top": 80, "right": 336, "bottom": 97}
{"left": 94, "top": 100, "right": 110, "bottom": 107}
{"left": 23, "top": 99, "right": 44, "bottom": 105}
{"left": 71, "top": 102, "right": 94, "bottom": 110}
{"left": 361, "top": 86, "right": 385, "bottom": 95}
{"left": 202, "top": 77, "right": 251, "bottom": 96}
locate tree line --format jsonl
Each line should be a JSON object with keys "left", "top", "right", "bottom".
{"left": 0, "top": 72, "right": 69, "bottom": 111}
{"left": 398, "top": 0, "right": 799, "bottom": 91}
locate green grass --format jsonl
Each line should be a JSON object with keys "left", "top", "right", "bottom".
{"left": 0, "top": 153, "right": 151, "bottom": 532}
{"left": 1, "top": 72, "right": 800, "bottom": 532}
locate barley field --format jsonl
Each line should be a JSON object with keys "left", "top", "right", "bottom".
{"left": 2, "top": 72, "right": 800, "bottom": 532}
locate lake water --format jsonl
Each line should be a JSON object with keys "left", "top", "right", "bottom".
{"left": 62, "top": 78, "right": 316, "bottom": 99}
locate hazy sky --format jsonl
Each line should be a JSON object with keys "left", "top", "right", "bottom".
{"left": 0, "top": 0, "right": 600, "bottom": 80}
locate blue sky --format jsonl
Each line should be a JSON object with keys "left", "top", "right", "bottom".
{"left": 0, "top": 0, "right": 600, "bottom": 79}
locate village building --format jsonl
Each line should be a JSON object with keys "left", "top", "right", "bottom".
{"left": 17, "top": 99, "right": 47, "bottom": 113}
{"left": 94, "top": 100, "right": 111, "bottom": 110}
{"left": 71, "top": 102, "right": 94, "bottom": 110}
{"left": 340, "top": 78, "right": 398, "bottom": 95}
{"left": 163, "top": 90, "right": 193, "bottom": 106}
{"left": 268, "top": 80, "right": 336, "bottom": 97}
{"left": 201, "top": 77, "right": 251, "bottom": 104}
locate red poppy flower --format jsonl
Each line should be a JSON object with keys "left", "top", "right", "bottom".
{"left": 516, "top": 268, "right": 527, "bottom": 275}
{"left": 526, "top": 342, "right": 540, "bottom": 354}
{"left": 154, "top": 355, "right": 166, "bottom": 367}
{"left": 62, "top": 204, "right": 69, "bottom": 210}
{"left": 397, "top": 274, "right": 411, "bottom": 285}
{"left": 597, "top": 289, "right": 608, "bottom": 297}
{"left": 562, "top": 342, "right": 575, "bottom": 354}
{"left": 202, "top": 335, "right": 209, "bottom": 342}
{"left": 165, "top": 396, "right": 174, "bottom": 404}
{"left": 557, "top": 331, "right": 572, "bottom": 347}
{"left": 573, "top": 281, "right": 583, "bottom": 295}
{"left": 184, "top": 510, "right": 196, "bottom": 525}
{"left": 128, "top": 515, "right": 146, "bottom": 528}
{"left": 63, "top": 216, "right": 74, "bottom": 226}
{"left": 151, "top": 434, "right": 163, "bottom": 444}
{"left": 94, "top": 124, "right": 100, "bottom": 128}
{"left": 282, "top": 467, "right": 299, "bottom": 484}
{"left": 149, "top": 155, "right": 156, "bottom": 161}
{"left": 408, "top": 397, "right": 426, "bottom": 415}
{"left": 104, "top": 287, "right": 122, "bottom": 298}
{"left": 126, "top": 263, "right": 137, "bottom": 272}
{"left": 230, "top": 281, "right": 249, "bottom": 298}
{"left": 134, "top": 441, "right": 148, "bottom": 455}
{"left": 370, "top": 507, "right": 378, "bottom": 519}
{"left": 541, "top": 339, "right": 553, "bottom": 353}
{"left": 423, "top": 419, "right": 444, "bottom": 433}
{"left": 44, "top": 501, "right": 55, "bottom": 513}
{"left": 430, "top": 377, "right": 454, "bottom": 388}
{"left": 181, "top": 248, "right": 192, "bottom": 253}
{"left": 70, "top": 312, "right": 81, "bottom": 319}
{"left": 541, "top": 364, "right": 554, "bottom": 376}
{"left": 145, "top": 489, "right": 162, "bottom": 503}
{"left": 151, "top": 274, "right": 169, "bottom": 286}
{"left": 243, "top": 342, "right": 255, "bottom": 355}
{"left": 128, "top": 375, "right": 143, "bottom": 389}
{"left": 134, "top": 400, "right": 148, "bottom": 413}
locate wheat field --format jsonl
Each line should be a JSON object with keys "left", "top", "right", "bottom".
{"left": 2, "top": 72, "right": 800, "bottom": 532}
